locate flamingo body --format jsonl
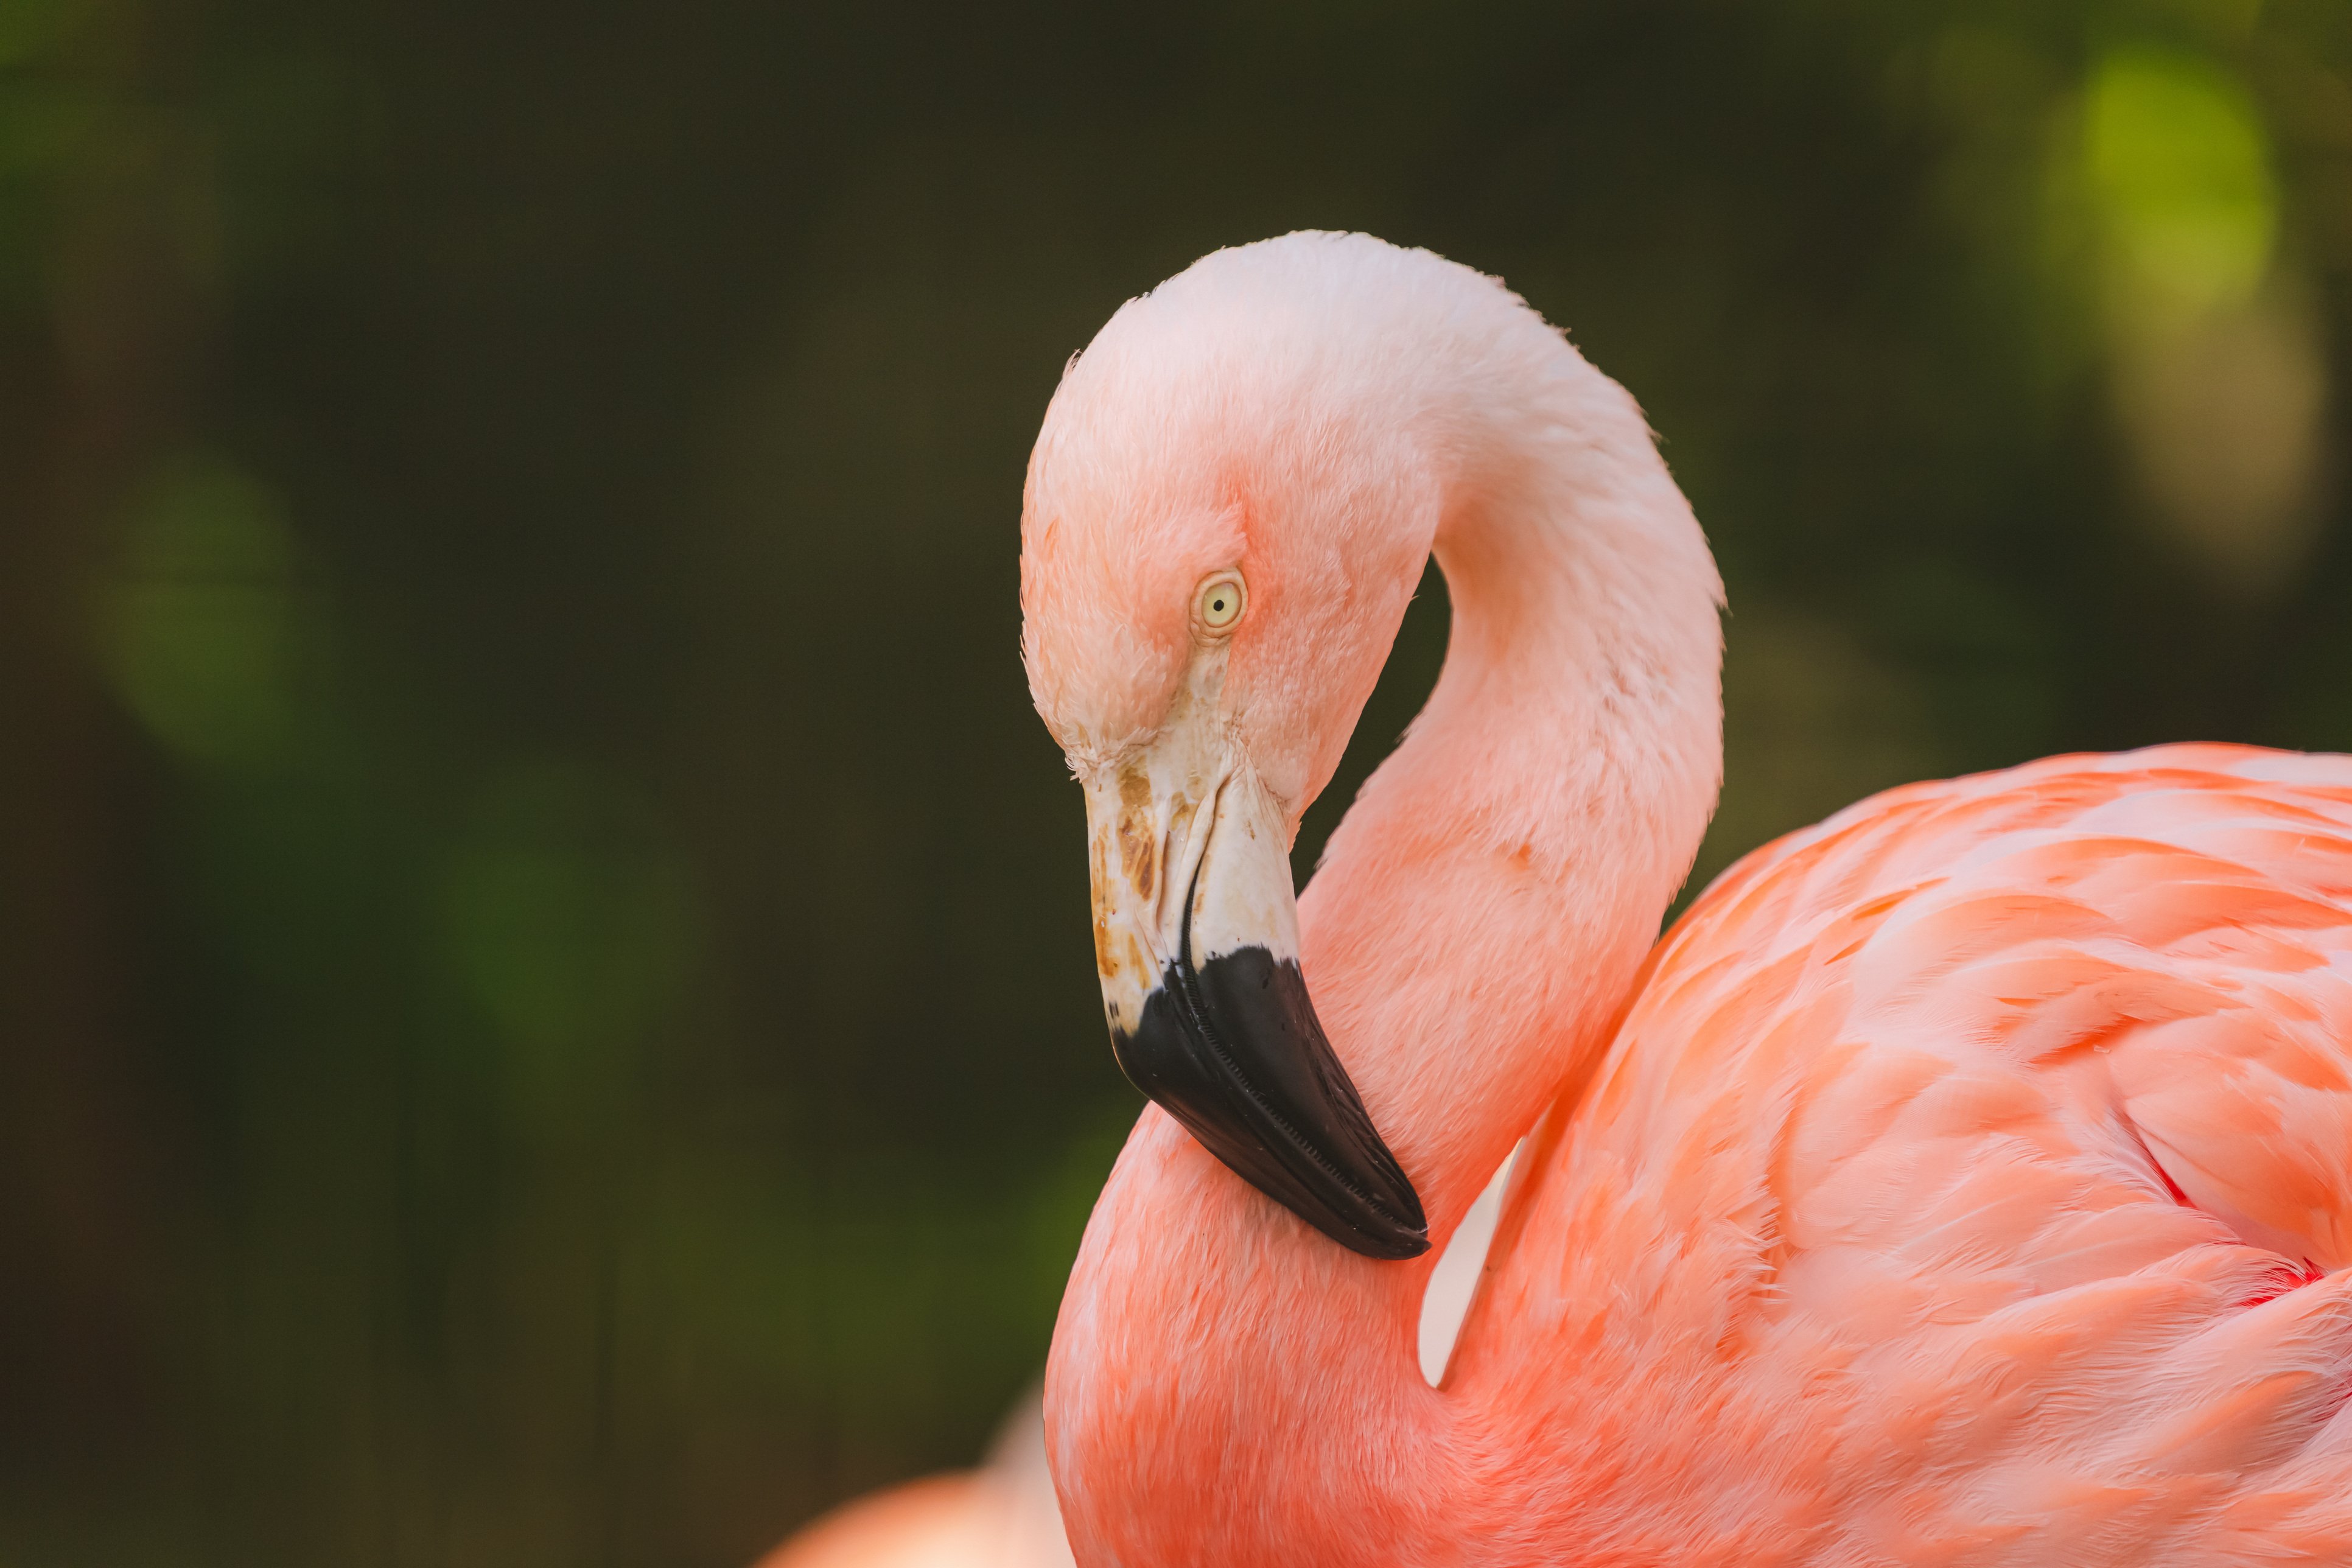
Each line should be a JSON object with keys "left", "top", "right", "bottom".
{"left": 1445, "top": 743, "right": 2352, "bottom": 1562}
{"left": 1012, "top": 231, "right": 2352, "bottom": 1564}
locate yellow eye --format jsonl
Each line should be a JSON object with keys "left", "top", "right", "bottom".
{"left": 1195, "top": 572, "right": 1247, "bottom": 634}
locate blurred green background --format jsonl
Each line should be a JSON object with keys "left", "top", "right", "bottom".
{"left": 4, "top": 0, "right": 2349, "bottom": 1561}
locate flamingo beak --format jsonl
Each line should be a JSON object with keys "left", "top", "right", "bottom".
{"left": 1083, "top": 748, "right": 1429, "bottom": 1261}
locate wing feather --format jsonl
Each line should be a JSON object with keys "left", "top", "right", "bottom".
{"left": 1453, "top": 744, "right": 2352, "bottom": 1563}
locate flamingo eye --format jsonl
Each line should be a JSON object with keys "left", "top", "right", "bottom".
{"left": 1195, "top": 572, "right": 1246, "bottom": 635}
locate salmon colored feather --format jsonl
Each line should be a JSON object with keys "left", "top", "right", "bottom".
{"left": 773, "top": 229, "right": 2352, "bottom": 1566}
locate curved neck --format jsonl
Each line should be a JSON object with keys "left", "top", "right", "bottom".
{"left": 1048, "top": 346, "right": 1721, "bottom": 1567}
{"left": 1307, "top": 355, "right": 1724, "bottom": 1249}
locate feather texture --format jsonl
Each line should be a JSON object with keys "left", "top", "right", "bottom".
{"left": 1447, "top": 745, "right": 2352, "bottom": 1564}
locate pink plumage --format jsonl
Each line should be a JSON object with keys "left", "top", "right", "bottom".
{"left": 1010, "top": 232, "right": 2352, "bottom": 1566}
{"left": 1448, "top": 746, "right": 2352, "bottom": 1563}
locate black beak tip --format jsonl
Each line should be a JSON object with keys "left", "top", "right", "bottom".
{"left": 1352, "top": 1216, "right": 1432, "bottom": 1262}
{"left": 1111, "top": 946, "right": 1430, "bottom": 1262}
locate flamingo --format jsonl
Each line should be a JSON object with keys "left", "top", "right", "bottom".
{"left": 1018, "top": 231, "right": 2352, "bottom": 1564}
{"left": 755, "top": 1178, "right": 1514, "bottom": 1566}
{"left": 756, "top": 1388, "right": 1073, "bottom": 1568}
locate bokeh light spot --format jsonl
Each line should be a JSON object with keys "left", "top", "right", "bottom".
{"left": 2073, "top": 46, "right": 2330, "bottom": 595}
{"left": 441, "top": 766, "right": 696, "bottom": 1086}
{"left": 100, "top": 451, "right": 306, "bottom": 774}
{"left": 2085, "top": 47, "right": 2278, "bottom": 315}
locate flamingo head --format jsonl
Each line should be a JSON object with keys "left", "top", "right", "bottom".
{"left": 1019, "top": 234, "right": 1468, "bottom": 1259}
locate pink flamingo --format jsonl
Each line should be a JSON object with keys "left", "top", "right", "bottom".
{"left": 757, "top": 1188, "right": 1508, "bottom": 1566}
{"left": 756, "top": 1388, "right": 1073, "bottom": 1568}
{"left": 1020, "top": 231, "right": 2352, "bottom": 1564}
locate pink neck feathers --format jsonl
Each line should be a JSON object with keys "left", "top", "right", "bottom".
{"left": 1047, "top": 310, "right": 1723, "bottom": 1567}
